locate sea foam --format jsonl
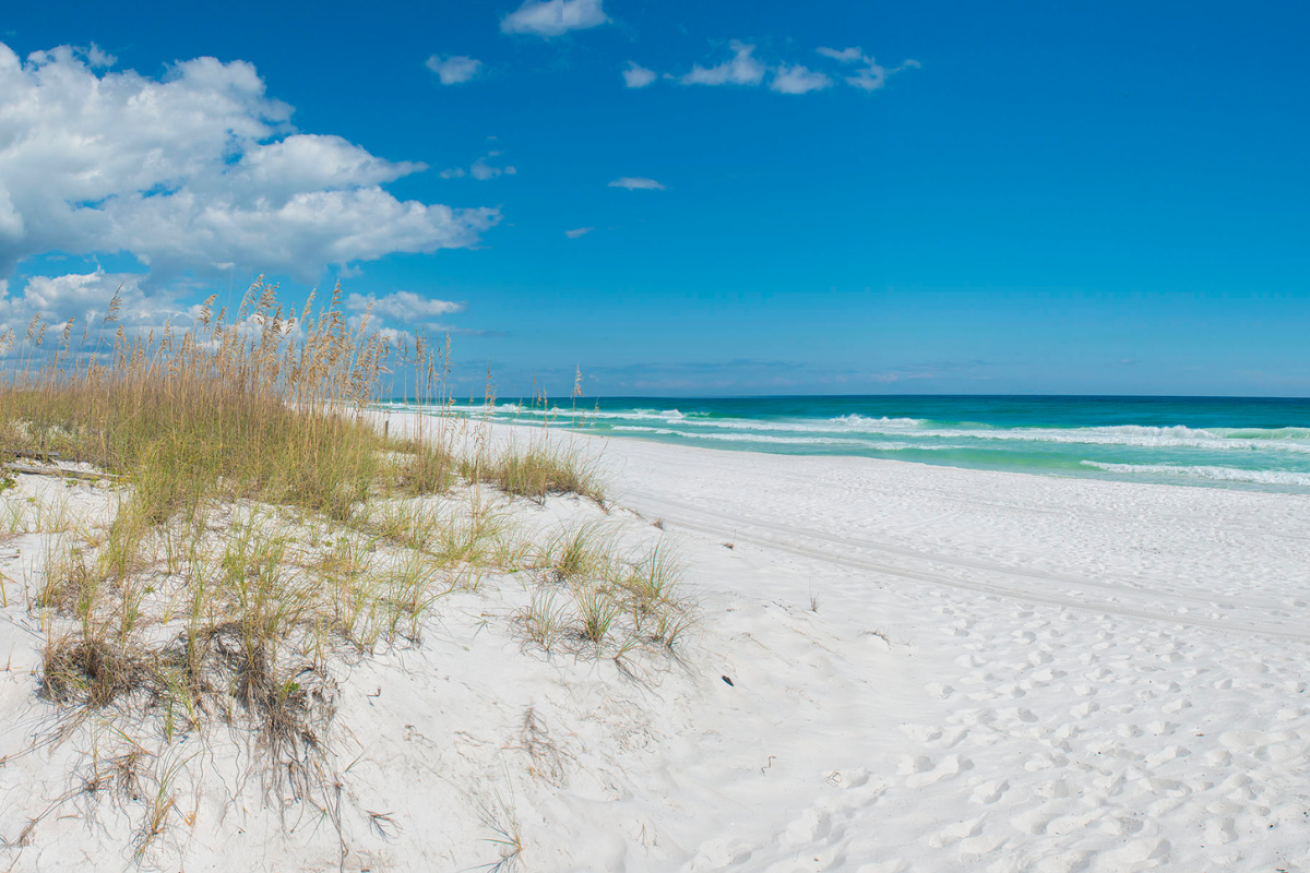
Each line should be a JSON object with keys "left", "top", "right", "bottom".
{"left": 1081, "top": 461, "right": 1310, "bottom": 487}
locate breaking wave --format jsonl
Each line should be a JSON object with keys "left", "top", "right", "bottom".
{"left": 1081, "top": 462, "right": 1310, "bottom": 487}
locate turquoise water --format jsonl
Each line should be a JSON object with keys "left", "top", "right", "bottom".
{"left": 379, "top": 396, "right": 1310, "bottom": 493}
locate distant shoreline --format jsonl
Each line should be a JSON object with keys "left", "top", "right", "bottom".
{"left": 375, "top": 395, "right": 1310, "bottom": 495}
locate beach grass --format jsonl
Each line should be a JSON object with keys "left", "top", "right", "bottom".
{"left": 0, "top": 279, "right": 688, "bottom": 856}
{"left": 465, "top": 441, "right": 606, "bottom": 506}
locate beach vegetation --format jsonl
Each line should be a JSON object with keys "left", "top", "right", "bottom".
{"left": 465, "top": 441, "right": 606, "bottom": 506}
{"left": 516, "top": 524, "right": 694, "bottom": 655}
{"left": 0, "top": 278, "right": 689, "bottom": 860}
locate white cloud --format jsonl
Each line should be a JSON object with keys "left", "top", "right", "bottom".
{"left": 424, "top": 54, "right": 483, "bottom": 85}
{"left": 622, "top": 62, "right": 657, "bottom": 89}
{"left": 770, "top": 64, "right": 832, "bottom": 95}
{"left": 816, "top": 46, "right": 920, "bottom": 91}
{"left": 0, "top": 269, "right": 185, "bottom": 347}
{"left": 441, "top": 152, "right": 517, "bottom": 180}
{"left": 846, "top": 64, "right": 889, "bottom": 91}
{"left": 345, "top": 290, "right": 463, "bottom": 322}
{"left": 846, "top": 57, "right": 917, "bottom": 91}
{"left": 84, "top": 43, "right": 117, "bottom": 69}
{"left": 816, "top": 46, "right": 863, "bottom": 63}
{"left": 653, "top": 41, "right": 915, "bottom": 97}
{"left": 0, "top": 42, "right": 499, "bottom": 285}
{"left": 681, "top": 40, "right": 765, "bottom": 87}
{"left": 565, "top": 226, "right": 594, "bottom": 238}
{"left": 500, "top": 0, "right": 609, "bottom": 38}
{"left": 473, "top": 158, "right": 516, "bottom": 180}
{"left": 240, "top": 134, "right": 423, "bottom": 197}
{"left": 608, "top": 177, "right": 666, "bottom": 190}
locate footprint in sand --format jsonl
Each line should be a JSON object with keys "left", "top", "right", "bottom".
{"left": 1099, "top": 815, "right": 1144, "bottom": 836}
{"left": 903, "top": 755, "right": 971, "bottom": 788}
{"left": 935, "top": 726, "right": 967, "bottom": 748}
{"left": 1046, "top": 810, "right": 1104, "bottom": 836}
{"left": 1032, "top": 779, "right": 1071, "bottom": 799}
{"left": 1106, "top": 837, "right": 1171, "bottom": 865}
{"left": 925, "top": 817, "right": 981, "bottom": 848}
{"left": 1023, "top": 753, "right": 1067, "bottom": 772}
{"left": 1144, "top": 744, "right": 1188, "bottom": 767}
{"left": 1202, "top": 816, "right": 1237, "bottom": 845}
{"left": 1010, "top": 806, "right": 1054, "bottom": 835}
{"left": 958, "top": 832, "right": 1006, "bottom": 858}
{"left": 925, "top": 682, "right": 954, "bottom": 700}
{"left": 1028, "top": 848, "right": 1091, "bottom": 873}
{"left": 781, "top": 808, "right": 832, "bottom": 846}
{"left": 689, "top": 837, "right": 754, "bottom": 871}
{"left": 900, "top": 724, "right": 944, "bottom": 743}
{"left": 970, "top": 778, "right": 1009, "bottom": 805}
{"left": 897, "top": 755, "right": 933, "bottom": 775}
{"left": 1203, "top": 748, "right": 1231, "bottom": 766}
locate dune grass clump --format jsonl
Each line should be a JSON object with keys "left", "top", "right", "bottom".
{"left": 390, "top": 438, "right": 457, "bottom": 496}
{"left": 540, "top": 522, "right": 612, "bottom": 582}
{"left": 466, "top": 442, "right": 606, "bottom": 506}
{"left": 517, "top": 525, "right": 693, "bottom": 656}
{"left": 41, "top": 636, "right": 152, "bottom": 708}
{"left": 4, "top": 299, "right": 379, "bottom": 514}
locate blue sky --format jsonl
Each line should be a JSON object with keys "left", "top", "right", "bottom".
{"left": 0, "top": 0, "right": 1307, "bottom": 396}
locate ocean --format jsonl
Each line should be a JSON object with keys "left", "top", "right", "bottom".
{"left": 379, "top": 395, "right": 1310, "bottom": 493}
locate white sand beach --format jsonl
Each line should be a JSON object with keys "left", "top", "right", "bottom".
{"left": 3, "top": 418, "right": 1309, "bottom": 872}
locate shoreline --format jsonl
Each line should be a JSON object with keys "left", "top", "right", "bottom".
{"left": 414, "top": 411, "right": 1310, "bottom": 503}
{"left": 375, "top": 399, "right": 1310, "bottom": 496}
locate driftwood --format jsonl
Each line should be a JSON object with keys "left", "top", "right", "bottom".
{"left": 2, "top": 463, "right": 117, "bottom": 482}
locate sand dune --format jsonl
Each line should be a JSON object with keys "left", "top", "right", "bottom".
{"left": 2, "top": 419, "right": 1308, "bottom": 871}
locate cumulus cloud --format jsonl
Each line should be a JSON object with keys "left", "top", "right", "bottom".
{"left": 770, "top": 64, "right": 832, "bottom": 95}
{"left": 0, "top": 42, "right": 499, "bottom": 286}
{"left": 680, "top": 40, "right": 765, "bottom": 87}
{"left": 441, "top": 152, "right": 517, "bottom": 180}
{"left": 342, "top": 290, "right": 492, "bottom": 337}
{"left": 608, "top": 177, "right": 666, "bottom": 190}
{"left": 345, "top": 290, "right": 463, "bottom": 322}
{"left": 239, "top": 134, "right": 424, "bottom": 197}
{"left": 424, "top": 54, "right": 483, "bottom": 85}
{"left": 500, "top": 0, "right": 609, "bottom": 38}
{"left": 84, "top": 43, "right": 117, "bottom": 68}
{"left": 622, "top": 62, "right": 657, "bottom": 89}
{"left": 816, "top": 46, "right": 920, "bottom": 91}
{"left": 0, "top": 269, "right": 187, "bottom": 348}
{"left": 565, "top": 226, "right": 594, "bottom": 238}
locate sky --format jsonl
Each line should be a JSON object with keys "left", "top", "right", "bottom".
{"left": 0, "top": 0, "right": 1307, "bottom": 397}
